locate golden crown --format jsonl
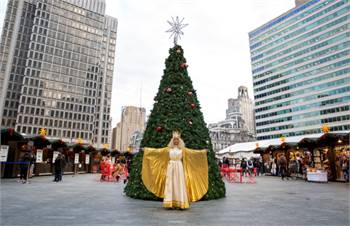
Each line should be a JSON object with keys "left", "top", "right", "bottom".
{"left": 172, "top": 131, "right": 181, "bottom": 138}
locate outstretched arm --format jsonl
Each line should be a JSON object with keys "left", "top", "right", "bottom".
{"left": 183, "top": 148, "right": 208, "bottom": 202}
{"left": 141, "top": 147, "right": 169, "bottom": 198}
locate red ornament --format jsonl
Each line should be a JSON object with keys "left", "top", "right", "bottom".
{"left": 180, "top": 63, "right": 188, "bottom": 69}
{"left": 156, "top": 126, "right": 162, "bottom": 132}
{"left": 165, "top": 87, "right": 172, "bottom": 93}
{"left": 7, "top": 128, "right": 14, "bottom": 136}
{"left": 191, "top": 103, "right": 196, "bottom": 109}
{"left": 188, "top": 91, "right": 193, "bottom": 96}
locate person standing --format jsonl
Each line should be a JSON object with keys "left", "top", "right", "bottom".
{"left": 341, "top": 155, "right": 349, "bottom": 182}
{"left": 253, "top": 159, "right": 260, "bottom": 176}
{"left": 223, "top": 157, "right": 230, "bottom": 168}
{"left": 19, "top": 152, "right": 31, "bottom": 183}
{"left": 247, "top": 159, "right": 254, "bottom": 176}
{"left": 271, "top": 158, "right": 277, "bottom": 176}
{"left": 142, "top": 131, "right": 208, "bottom": 209}
{"left": 53, "top": 153, "right": 62, "bottom": 182}
{"left": 240, "top": 158, "right": 248, "bottom": 177}
{"left": 29, "top": 152, "right": 36, "bottom": 178}
{"left": 25, "top": 142, "right": 35, "bottom": 179}
{"left": 275, "top": 157, "right": 280, "bottom": 176}
{"left": 259, "top": 158, "right": 264, "bottom": 175}
{"left": 218, "top": 159, "right": 223, "bottom": 168}
{"left": 59, "top": 154, "right": 66, "bottom": 181}
{"left": 278, "top": 154, "right": 288, "bottom": 180}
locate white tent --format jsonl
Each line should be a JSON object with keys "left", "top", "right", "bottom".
{"left": 216, "top": 132, "right": 329, "bottom": 157}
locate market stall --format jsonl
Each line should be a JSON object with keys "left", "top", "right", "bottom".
{"left": 1, "top": 128, "right": 24, "bottom": 178}
{"left": 298, "top": 132, "right": 349, "bottom": 182}
{"left": 29, "top": 135, "right": 53, "bottom": 176}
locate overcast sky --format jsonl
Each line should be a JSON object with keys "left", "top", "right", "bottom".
{"left": 0, "top": 0, "right": 296, "bottom": 126}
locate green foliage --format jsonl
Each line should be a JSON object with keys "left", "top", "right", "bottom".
{"left": 124, "top": 45, "right": 225, "bottom": 200}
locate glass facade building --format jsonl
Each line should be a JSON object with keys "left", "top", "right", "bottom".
{"left": 0, "top": 0, "right": 117, "bottom": 147}
{"left": 249, "top": 0, "right": 349, "bottom": 140}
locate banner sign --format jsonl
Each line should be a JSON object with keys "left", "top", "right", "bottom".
{"left": 85, "top": 154, "right": 90, "bottom": 164}
{"left": 0, "top": 145, "right": 9, "bottom": 162}
{"left": 36, "top": 149, "right": 43, "bottom": 163}
{"left": 74, "top": 153, "right": 79, "bottom": 164}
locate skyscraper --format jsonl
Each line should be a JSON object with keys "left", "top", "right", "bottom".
{"left": 209, "top": 86, "right": 255, "bottom": 152}
{"left": 112, "top": 106, "right": 146, "bottom": 152}
{"left": 0, "top": 0, "right": 117, "bottom": 148}
{"left": 227, "top": 86, "right": 255, "bottom": 135}
{"left": 249, "top": 0, "right": 350, "bottom": 140}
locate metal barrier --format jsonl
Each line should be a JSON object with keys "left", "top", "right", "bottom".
{"left": 220, "top": 167, "right": 257, "bottom": 183}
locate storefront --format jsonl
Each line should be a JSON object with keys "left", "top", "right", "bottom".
{"left": 316, "top": 133, "right": 349, "bottom": 182}
{"left": 280, "top": 142, "right": 304, "bottom": 178}
{"left": 71, "top": 144, "right": 87, "bottom": 174}
{"left": 1, "top": 128, "right": 25, "bottom": 178}
{"left": 298, "top": 133, "right": 349, "bottom": 182}
{"left": 84, "top": 145, "right": 96, "bottom": 173}
{"left": 28, "top": 136, "right": 52, "bottom": 176}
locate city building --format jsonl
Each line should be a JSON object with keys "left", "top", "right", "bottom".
{"left": 129, "top": 130, "right": 143, "bottom": 153}
{"left": 111, "top": 126, "right": 118, "bottom": 151}
{"left": 0, "top": 0, "right": 117, "bottom": 148}
{"left": 249, "top": 0, "right": 350, "bottom": 140}
{"left": 295, "top": 0, "right": 310, "bottom": 7}
{"left": 227, "top": 86, "right": 256, "bottom": 135}
{"left": 209, "top": 86, "right": 256, "bottom": 152}
{"left": 113, "top": 106, "right": 146, "bottom": 152}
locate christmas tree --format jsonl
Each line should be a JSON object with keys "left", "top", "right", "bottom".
{"left": 124, "top": 43, "right": 225, "bottom": 200}
{"left": 125, "top": 17, "right": 225, "bottom": 200}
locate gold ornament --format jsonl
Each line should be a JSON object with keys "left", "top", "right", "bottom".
{"left": 280, "top": 136, "right": 286, "bottom": 143}
{"left": 39, "top": 128, "right": 47, "bottom": 136}
{"left": 77, "top": 138, "right": 83, "bottom": 144}
{"left": 321, "top": 124, "right": 330, "bottom": 133}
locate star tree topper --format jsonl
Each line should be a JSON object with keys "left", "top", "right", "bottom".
{"left": 166, "top": 16, "right": 188, "bottom": 45}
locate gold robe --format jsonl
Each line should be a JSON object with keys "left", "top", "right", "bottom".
{"left": 142, "top": 147, "right": 208, "bottom": 209}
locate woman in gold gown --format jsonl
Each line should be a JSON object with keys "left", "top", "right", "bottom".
{"left": 141, "top": 131, "right": 208, "bottom": 209}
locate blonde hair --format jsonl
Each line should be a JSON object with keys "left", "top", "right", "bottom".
{"left": 167, "top": 131, "right": 186, "bottom": 149}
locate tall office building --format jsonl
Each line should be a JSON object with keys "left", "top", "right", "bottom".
{"left": 209, "top": 86, "right": 255, "bottom": 152}
{"left": 249, "top": 0, "right": 349, "bottom": 140}
{"left": 113, "top": 106, "right": 146, "bottom": 152}
{"left": 0, "top": 0, "right": 117, "bottom": 148}
{"left": 227, "top": 86, "right": 256, "bottom": 135}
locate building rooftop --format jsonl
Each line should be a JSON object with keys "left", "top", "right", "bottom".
{"left": 216, "top": 131, "right": 348, "bottom": 154}
{"left": 64, "top": 0, "right": 106, "bottom": 15}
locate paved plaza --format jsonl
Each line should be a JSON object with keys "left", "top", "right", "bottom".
{"left": 0, "top": 174, "right": 349, "bottom": 226}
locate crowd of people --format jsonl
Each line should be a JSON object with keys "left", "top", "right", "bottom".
{"left": 99, "top": 155, "right": 131, "bottom": 183}
{"left": 17, "top": 152, "right": 132, "bottom": 184}
{"left": 266, "top": 153, "right": 313, "bottom": 180}
{"left": 218, "top": 155, "right": 312, "bottom": 182}
{"left": 219, "top": 157, "right": 264, "bottom": 177}
{"left": 15, "top": 141, "right": 134, "bottom": 184}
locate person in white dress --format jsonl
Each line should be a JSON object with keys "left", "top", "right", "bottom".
{"left": 163, "top": 134, "right": 189, "bottom": 209}
{"left": 141, "top": 131, "right": 208, "bottom": 209}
